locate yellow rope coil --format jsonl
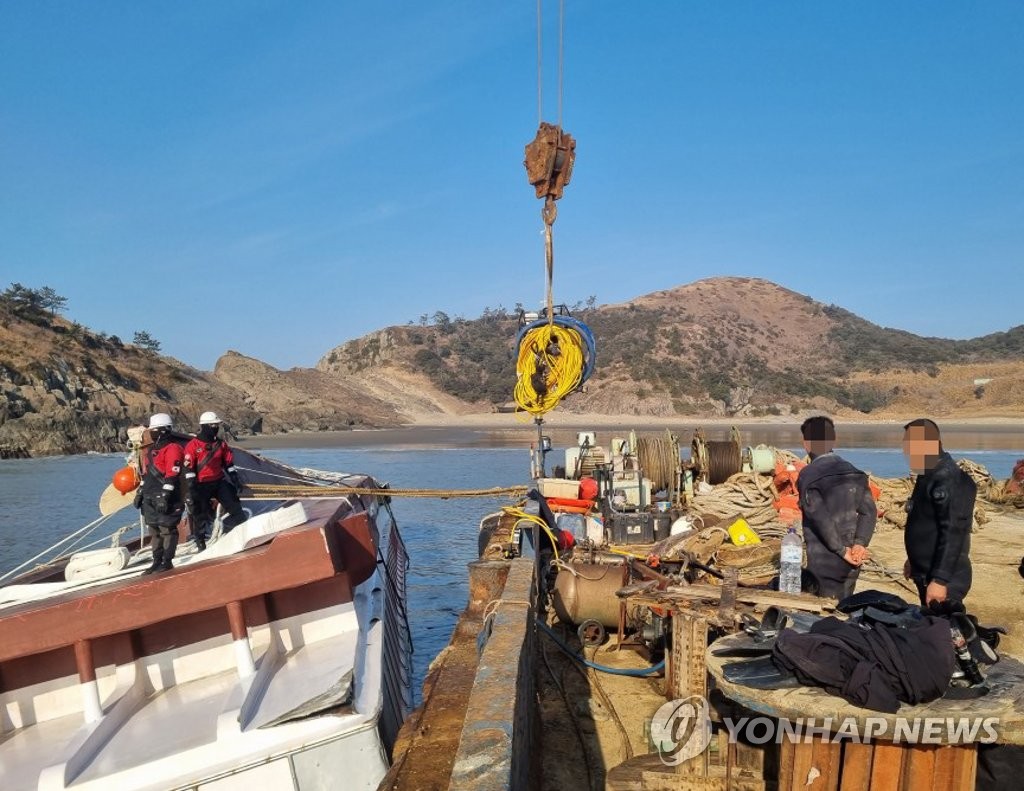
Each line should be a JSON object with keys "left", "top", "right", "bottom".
{"left": 514, "top": 322, "right": 585, "bottom": 417}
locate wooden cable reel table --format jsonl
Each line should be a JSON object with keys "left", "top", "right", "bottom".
{"left": 609, "top": 579, "right": 1024, "bottom": 790}
{"left": 706, "top": 632, "right": 1024, "bottom": 790}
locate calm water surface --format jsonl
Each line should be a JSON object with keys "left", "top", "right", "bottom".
{"left": 2, "top": 429, "right": 1022, "bottom": 702}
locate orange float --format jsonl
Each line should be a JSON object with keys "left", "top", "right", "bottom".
{"left": 112, "top": 466, "right": 140, "bottom": 494}
{"left": 772, "top": 460, "right": 805, "bottom": 525}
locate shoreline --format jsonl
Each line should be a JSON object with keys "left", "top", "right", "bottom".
{"left": 235, "top": 413, "right": 1024, "bottom": 451}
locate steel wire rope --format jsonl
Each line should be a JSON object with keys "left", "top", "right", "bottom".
{"left": 536, "top": 0, "right": 543, "bottom": 124}
{"left": 558, "top": 0, "right": 565, "bottom": 127}
{"left": 636, "top": 434, "right": 679, "bottom": 494}
{"left": 705, "top": 440, "right": 742, "bottom": 485}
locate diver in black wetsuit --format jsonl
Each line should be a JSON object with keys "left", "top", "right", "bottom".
{"left": 796, "top": 415, "right": 876, "bottom": 599}
{"left": 902, "top": 418, "right": 976, "bottom": 611}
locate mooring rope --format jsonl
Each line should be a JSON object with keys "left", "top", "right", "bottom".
{"left": 245, "top": 483, "right": 530, "bottom": 500}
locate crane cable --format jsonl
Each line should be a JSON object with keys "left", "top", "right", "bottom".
{"left": 516, "top": 0, "right": 595, "bottom": 418}
{"left": 536, "top": 0, "right": 565, "bottom": 128}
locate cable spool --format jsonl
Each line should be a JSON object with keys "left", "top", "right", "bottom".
{"left": 705, "top": 441, "right": 741, "bottom": 485}
{"left": 691, "top": 428, "right": 743, "bottom": 485}
{"left": 635, "top": 432, "right": 680, "bottom": 493}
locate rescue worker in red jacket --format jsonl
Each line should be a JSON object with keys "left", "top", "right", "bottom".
{"left": 183, "top": 411, "right": 247, "bottom": 550}
{"left": 134, "top": 412, "right": 185, "bottom": 574}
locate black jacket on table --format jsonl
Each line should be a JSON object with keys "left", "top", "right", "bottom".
{"left": 771, "top": 615, "right": 955, "bottom": 713}
{"left": 904, "top": 451, "right": 976, "bottom": 600}
{"left": 797, "top": 453, "right": 876, "bottom": 594}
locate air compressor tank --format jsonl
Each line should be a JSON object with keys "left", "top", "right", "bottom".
{"left": 551, "top": 562, "right": 626, "bottom": 628}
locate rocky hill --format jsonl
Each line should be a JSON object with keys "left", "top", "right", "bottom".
{"left": 4, "top": 276, "right": 1023, "bottom": 457}
{"left": 212, "top": 351, "right": 405, "bottom": 433}
{"left": 0, "top": 307, "right": 407, "bottom": 457}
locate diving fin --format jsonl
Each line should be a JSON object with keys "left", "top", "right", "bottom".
{"left": 722, "top": 656, "right": 800, "bottom": 689}
{"left": 713, "top": 645, "right": 775, "bottom": 658}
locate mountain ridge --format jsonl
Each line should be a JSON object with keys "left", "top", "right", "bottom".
{"left": 2, "top": 276, "right": 1022, "bottom": 457}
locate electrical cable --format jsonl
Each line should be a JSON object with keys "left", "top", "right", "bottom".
{"left": 513, "top": 315, "right": 596, "bottom": 417}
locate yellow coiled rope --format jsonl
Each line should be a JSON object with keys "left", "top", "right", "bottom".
{"left": 514, "top": 322, "right": 586, "bottom": 417}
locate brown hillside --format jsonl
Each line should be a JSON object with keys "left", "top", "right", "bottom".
{"left": 318, "top": 276, "right": 1024, "bottom": 420}
{"left": 0, "top": 309, "right": 397, "bottom": 456}
{"left": 0, "top": 310, "right": 265, "bottom": 456}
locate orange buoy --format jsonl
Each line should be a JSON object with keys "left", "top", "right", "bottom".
{"left": 578, "top": 477, "right": 598, "bottom": 501}
{"left": 112, "top": 466, "right": 139, "bottom": 494}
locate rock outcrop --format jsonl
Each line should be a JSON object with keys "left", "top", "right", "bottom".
{"left": 0, "top": 310, "right": 398, "bottom": 455}
{"left": 212, "top": 351, "right": 403, "bottom": 433}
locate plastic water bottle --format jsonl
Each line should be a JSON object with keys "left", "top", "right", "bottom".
{"left": 779, "top": 527, "right": 803, "bottom": 594}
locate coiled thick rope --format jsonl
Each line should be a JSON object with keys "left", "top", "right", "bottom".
{"left": 689, "top": 454, "right": 1000, "bottom": 536}
{"left": 514, "top": 316, "right": 595, "bottom": 417}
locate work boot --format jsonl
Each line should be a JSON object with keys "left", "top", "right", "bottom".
{"left": 142, "top": 545, "right": 164, "bottom": 575}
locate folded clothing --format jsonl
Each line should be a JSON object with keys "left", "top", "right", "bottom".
{"left": 771, "top": 616, "right": 956, "bottom": 713}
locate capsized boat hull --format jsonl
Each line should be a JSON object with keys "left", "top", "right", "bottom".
{"left": 0, "top": 458, "right": 412, "bottom": 790}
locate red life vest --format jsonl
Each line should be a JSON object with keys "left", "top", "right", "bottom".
{"left": 183, "top": 438, "right": 235, "bottom": 483}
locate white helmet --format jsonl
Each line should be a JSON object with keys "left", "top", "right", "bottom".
{"left": 148, "top": 413, "right": 173, "bottom": 430}
{"left": 199, "top": 411, "right": 221, "bottom": 425}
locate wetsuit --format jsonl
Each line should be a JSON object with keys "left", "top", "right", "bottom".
{"left": 797, "top": 452, "right": 876, "bottom": 600}
{"left": 904, "top": 451, "right": 976, "bottom": 609}
{"left": 139, "top": 435, "right": 185, "bottom": 571}
{"left": 183, "top": 431, "right": 247, "bottom": 543}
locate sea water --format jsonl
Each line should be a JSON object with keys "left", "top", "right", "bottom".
{"left": 1, "top": 436, "right": 1021, "bottom": 702}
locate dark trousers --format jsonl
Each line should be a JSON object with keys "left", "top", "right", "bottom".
{"left": 804, "top": 565, "right": 860, "bottom": 600}
{"left": 194, "top": 478, "right": 247, "bottom": 539}
{"left": 805, "top": 538, "right": 860, "bottom": 600}
{"left": 147, "top": 522, "right": 179, "bottom": 565}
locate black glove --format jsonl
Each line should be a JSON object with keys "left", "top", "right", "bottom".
{"left": 133, "top": 490, "right": 144, "bottom": 510}
{"left": 154, "top": 491, "right": 170, "bottom": 515}
{"left": 230, "top": 473, "right": 243, "bottom": 495}
{"left": 184, "top": 497, "right": 194, "bottom": 516}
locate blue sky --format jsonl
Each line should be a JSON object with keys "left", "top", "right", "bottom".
{"left": 2, "top": 2, "right": 1022, "bottom": 370}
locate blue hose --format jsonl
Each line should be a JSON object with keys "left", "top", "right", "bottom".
{"left": 536, "top": 618, "right": 666, "bottom": 677}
